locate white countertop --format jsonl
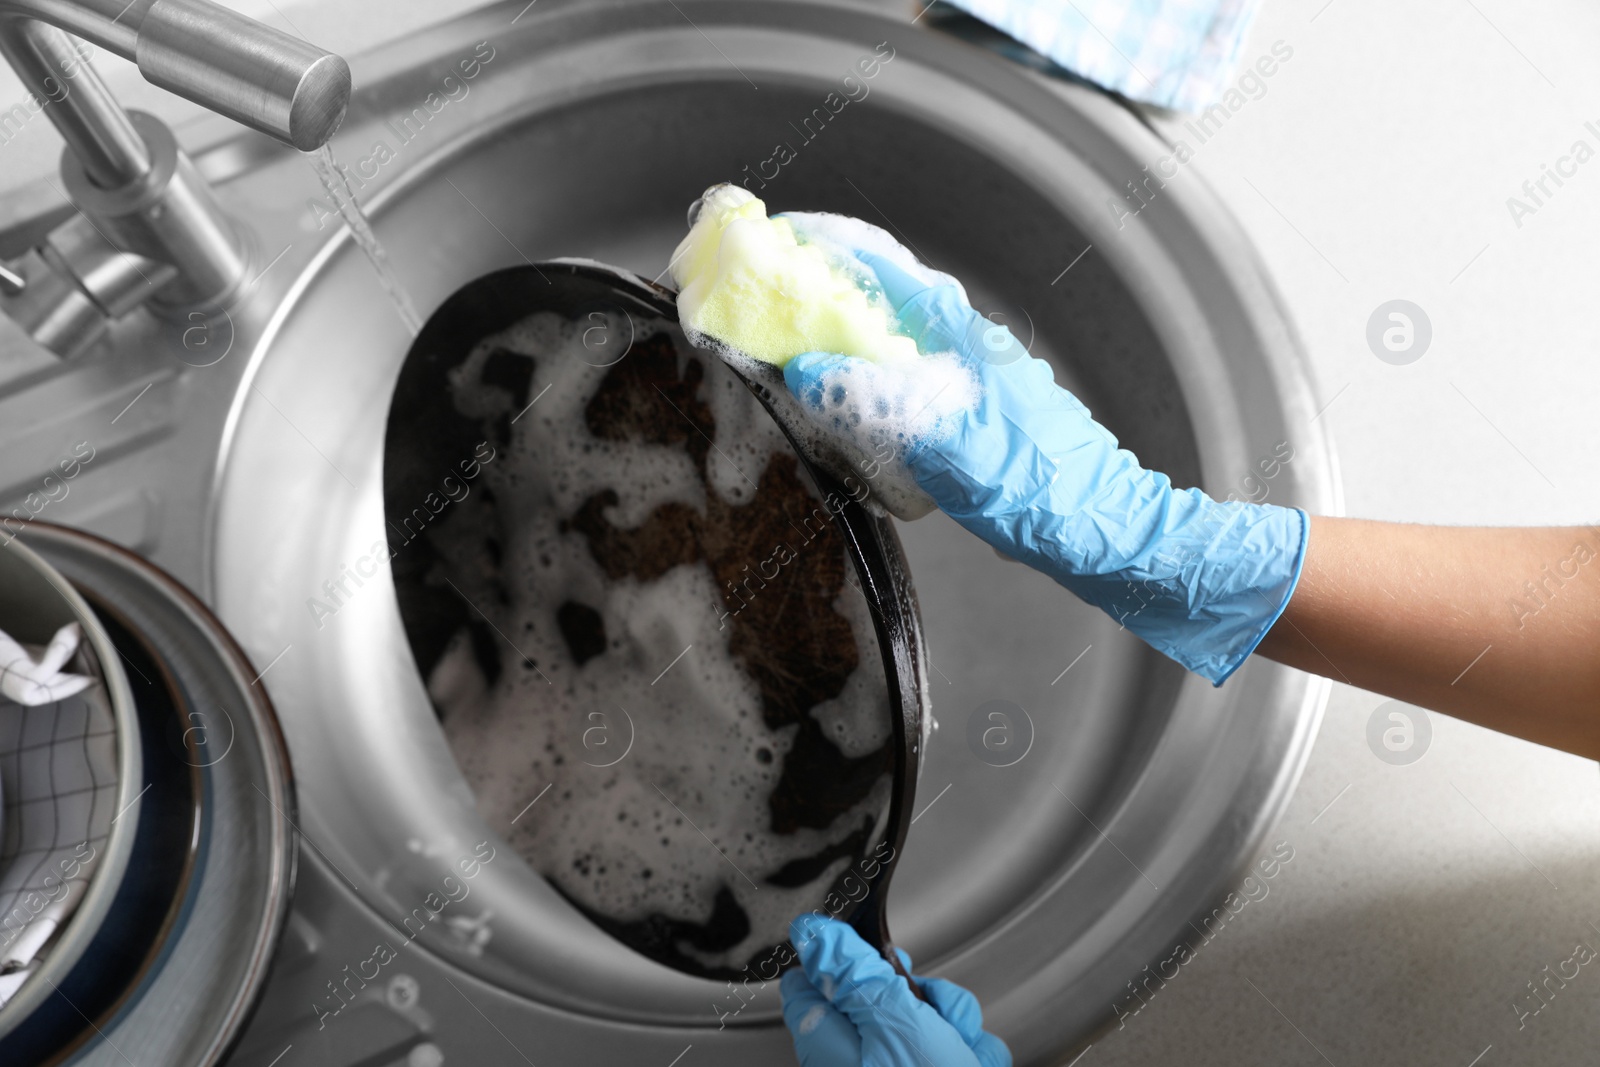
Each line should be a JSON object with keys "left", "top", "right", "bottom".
{"left": 4, "top": 2, "right": 1598, "bottom": 1064}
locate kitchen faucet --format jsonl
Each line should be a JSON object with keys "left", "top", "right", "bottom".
{"left": 0, "top": 0, "right": 351, "bottom": 358}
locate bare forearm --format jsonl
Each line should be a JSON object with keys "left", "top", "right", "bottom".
{"left": 1256, "top": 517, "right": 1600, "bottom": 758}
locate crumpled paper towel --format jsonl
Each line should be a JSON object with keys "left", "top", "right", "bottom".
{"left": 0, "top": 623, "right": 94, "bottom": 706}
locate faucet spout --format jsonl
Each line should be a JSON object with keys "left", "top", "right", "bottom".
{"left": 0, "top": 0, "right": 351, "bottom": 150}
{"left": 0, "top": 0, "right": 354, "bottom": 355}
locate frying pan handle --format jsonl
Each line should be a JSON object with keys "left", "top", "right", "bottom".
{"left": 846, "top": 887, "right": 932, "bottom": 1005}
{"left": 889, "top": 945, "right": 932, "bottom": 1004}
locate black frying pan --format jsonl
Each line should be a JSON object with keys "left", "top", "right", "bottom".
{"left": 389, "top": 258, "right": 930, "bottom": 991}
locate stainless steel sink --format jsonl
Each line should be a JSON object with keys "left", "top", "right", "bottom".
{"left": 0, "top": 1, "right": 1338, "bottom": 1063}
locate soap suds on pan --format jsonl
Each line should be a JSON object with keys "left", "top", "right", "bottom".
{"left": 387, "top": 306, "right": 894, "bottom": 978}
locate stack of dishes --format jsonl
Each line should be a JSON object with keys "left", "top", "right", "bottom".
{"left": 0, "top": 526, "right": 295, "bottom": 1066}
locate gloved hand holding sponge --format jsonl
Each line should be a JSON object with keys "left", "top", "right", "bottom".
{"left": 671, "top": 184, "right": 1308, "bottom": 686}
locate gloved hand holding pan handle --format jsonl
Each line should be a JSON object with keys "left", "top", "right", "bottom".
{"left": 783, "top": 916, "right": 1011, "bottom": 1067}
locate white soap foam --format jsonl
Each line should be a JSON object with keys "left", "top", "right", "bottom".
{"left": 781, "top": 209, "right": 966, "bottom": 304}
{"left": 808, "top": 590, "right": 893, "bottom": 759}
{"left": 427, "top": 311, "right": 894, "bottom": 973}
{"left": 698, "top": 351, "right": 793, "bottom": 507}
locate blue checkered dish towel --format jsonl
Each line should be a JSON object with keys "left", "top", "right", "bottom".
{"left": 941, "top": 0, "right": 1262, "bottom": 112}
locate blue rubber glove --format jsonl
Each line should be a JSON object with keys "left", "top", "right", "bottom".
{"left": 781, "top": 916, "right": 1011, "bottom": 1067}
{"left": 783, "top": 252, "right": 1308, "bottom": 684}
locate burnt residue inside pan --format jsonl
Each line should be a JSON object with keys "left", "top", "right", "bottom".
{"left": 384, "top": 304, "right": 893, "bottom": 978}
